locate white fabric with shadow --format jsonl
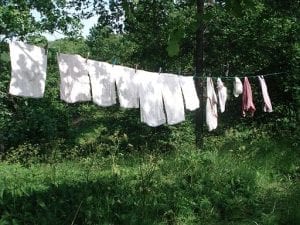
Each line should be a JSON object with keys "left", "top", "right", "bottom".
{"left": 114, "top": 65, "right": 139, "bottom": 108}
{"left": 160, "top": 73, "right": 185, "bottom": 125}
{"left": 87, "top": 60, "right": 116, "bottom": 107}
{"left": 216, "top": 78, "right": 227, "bottom": 113}
{"left": 9, "top": 41, "right": 47, "bottom": 98}
{"left": 206, "top": 77, "right": 218, "bottom": 131}
{"left": 233, "top": 77, "right": 243, "bottom": 97}
{"left": 58, "top": 53, "right": 91, "bottom": 103}
{"left": 258, "top": 76, "right": 273, "bottom": 113}
{"left": 178, "top": 76, "right": 200, "bottom": 111}
{"left": 136, "top": 70, "right": 166, "bottom": 127}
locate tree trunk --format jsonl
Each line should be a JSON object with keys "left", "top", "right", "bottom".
{"left": 195, "top": 0, "right": 205, "bottom": 149}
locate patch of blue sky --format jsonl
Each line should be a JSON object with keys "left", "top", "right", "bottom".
{"left": 31, "top": 7, "right": 99, "bottom": 41}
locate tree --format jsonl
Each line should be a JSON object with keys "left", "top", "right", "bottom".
{"left": 86, "top": 25, "right": 137, "bottom": 65}
{"left": 0, "top": 0, "right": 85, "bottom": 41}
{"left": 88, "top": 0, "right": 299, "bottom": 128}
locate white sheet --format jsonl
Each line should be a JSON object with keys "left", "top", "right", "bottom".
{"left": 137, "top": 70, "right": 166, "bottom": 127}
{"left": 58, "top": 53, "right": 91, "bottom": 103}
{"left": 160, "top": 73, "right": 185, "bottom": 125}
{"left": 9, "top": 41, "right": 47, "bottom": 98}
{"left": 206, "top": 77, "right": 218, "bottom": 131}
{"left": 87, "top": 60, "right": 116, "bottom": 106}
{"left": 114, "top": 65, "right": 139, "bottom": 108}
{"left": 178, "top": 76, "right": 200, "bottom": 111}
{"left": 217, "top": 78, "right": 227, "bottom": 113}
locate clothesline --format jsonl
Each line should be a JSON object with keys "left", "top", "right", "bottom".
{"left": 3, "top": 40, "right": 287, "bottom": 79}
{"left": 4, "top": 40, "right": 279, "bottom": 130}
{"left": 192, "top": 71, "right": 286, "bottom": 80}
{"left": 44, "top": 44, "right": 286, "bottom": 79}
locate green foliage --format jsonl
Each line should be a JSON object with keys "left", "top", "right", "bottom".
{"left": 0, "top": 129, "right": 299, "bottom": 225}
{"left": 0, "top": 0, "right": 83, "bottom": 40}
{"left": 86, "top": 25, "right": 137, "bottom": 65}
{"left": 0, "top": 0, "right": 299, "bottom": 224}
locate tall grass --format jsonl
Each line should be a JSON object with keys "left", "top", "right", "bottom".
{"left": 0, "top": 125, "right": 299, "bottom": 225}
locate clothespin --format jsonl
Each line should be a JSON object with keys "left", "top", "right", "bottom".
{"left": 44, "top": 42, "right": 48, "bottom": 55}
{"left": 86, "top": 52, "right": 90, "bottom": 63}
{"left": 112, "top": 58, "right": 117, "bottom": 66}
{"left": 225, "top": 63, "right": 229, "bottom": 76}
{"left": 202, "top": 70, "right": 207, "bottom": 80}
{"left": 56, "top": 46, "right": 61, "bottom": 58}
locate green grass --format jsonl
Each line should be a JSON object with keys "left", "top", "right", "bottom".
{"left": 0, "top": 127, "right": 299, "bottom": 225}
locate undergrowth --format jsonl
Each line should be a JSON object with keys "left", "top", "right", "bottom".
{"left": 0, "top": 125, "right": 299, "bottom": 225}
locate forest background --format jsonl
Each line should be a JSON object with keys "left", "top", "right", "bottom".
{"left": 0, "top": 0, "right": 299, "bottom": 224}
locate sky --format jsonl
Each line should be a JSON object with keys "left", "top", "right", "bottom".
{"left": 42, "top": 15, "right": 99, "bottom": 41}
{"left": 31, "top": 7, "right": 100, "bottom": 41}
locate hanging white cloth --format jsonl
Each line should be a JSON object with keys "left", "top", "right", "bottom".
{"left": 160, "top": 73, "right": 185, "bottom": 125}
{"left": 137, "top": 70, "right": 166, "bottom": 127}
{"left": 58, "top": 53, "right": 91, "bottom": 103}
{"left": 9, "top": 41, "right": 47, "bottom": 98}
{"left": 87, "top": 59, "right": 116, "bottom": 106}
{"left": 258, "top": 76, "right": 273, "bottom": 112}
{"left": 206, "top": 77, "right": 218, "bottom": 131}
{"left": 114, "top": 65, "right": 139, "bottom": 108}
{"left": 178, "top": 76, "right": 200, "bottom": 111}
{"left": 233, "top": 77, "right": 243, "bottom": 97}
{"left": 216, "top": 78, "right": 227, "bottom": 113}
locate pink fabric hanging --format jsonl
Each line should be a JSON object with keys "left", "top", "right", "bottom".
{"left": 242, "top": 77, "right": 256, "bottom": 117}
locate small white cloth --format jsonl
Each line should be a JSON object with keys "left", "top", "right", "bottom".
{"left": 258, "top": 76, "right": 273, "bottom": 112}
{"left": 58, "top": 53, "right": 91, "bottom": 103}
{"left": 216, "top": 78, "right": 227, "bottom": 113}
{"left": 179, "top": 76, "right": 200, "bottom": 111}
{"left": 9, "top": 41, "right": 47, "bottom": 98}
{"left": 233, "top": 77, "right": 243, "bottom": 97}
{"left": 160, "top": 73, "right": 185, "bottom": 125}
{"left": 87, "top": 60, "right": 116, "bottom": 107}
{"left": 114, "top": 65, "right": 139, "bottom": 108}
{"left": 206, "top": 77, "right": 218, "bottom": 131}
{"left": 137, "top": 70, "right": 166, "bottom": 127}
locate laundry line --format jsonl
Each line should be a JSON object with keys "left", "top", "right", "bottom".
{"left": 3, "top": 40, "right": 281, "bottom": 131}
{"left": 35, "top": 42, "right": 288, "bottom": 79}
{"left": 2, "top": 39, "right": 287, "bottom": 78}
{"left": 192, "top": 71, "right": 286, "bottom": 80}
{"left": 7, "top": 41, "right": 202, "bottom": 128}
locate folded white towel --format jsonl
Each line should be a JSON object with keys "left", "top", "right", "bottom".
{"left": 206, "top": 77, "right": 218, "bottom": 131}
{"left": 9, "top": 41, "right": 47, "bottom": 98}
{"left": 258, "top": 76, "right": 273, "bottom": 112}
{"left": 217, "top": 78, "right": 227, "bottom": 113}
{"left": 160, "top": 73, "right": 185, "bottom": 125}
{"left": 87, "top": 60, "right": 116, "bottom": 106}
{"left": 137, "top": 70, "right": 166, "bottom": 127}
{"left": 114, "top": 65, "right": 139, "bottom": 108}
{"left": 57, "top": 53, "right": 91, "bottom": 103}
{"left": 178, "top": 76, "right": 200, "bottom": 111}
{"left": 233, "top": 77, "right": 243, "bottom": 97}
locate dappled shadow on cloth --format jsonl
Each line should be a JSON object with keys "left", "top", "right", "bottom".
{"left": 87, "top": 59, "right": 117, "bottom": 107}
{"left": 58, "top": 53, "right": 91, "bottom": 103}
{"left": 9, "top": 41, "right": 47, "bottom": 98}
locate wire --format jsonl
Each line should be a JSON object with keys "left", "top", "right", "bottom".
{"left": 3, "top": 40, "right": 287, "bottom": 80}
{"left": 216, "top": 72, "right": 286, "bottom": 79}
{"left": 193, "top": 72, "right": 286, "bottom": 79}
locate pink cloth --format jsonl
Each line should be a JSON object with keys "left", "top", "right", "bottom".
{"left": 242, "top": 77, "right": 256, "bottom": 117}
{"left": 258, "top": 76, "right": 273, "bottom": 112}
